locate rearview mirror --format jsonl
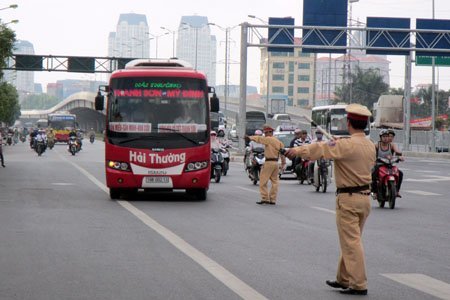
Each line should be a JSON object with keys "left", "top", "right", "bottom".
{"left": 95, "top": 92, "right": 104, "bottom": 111}
{"left": 210, "top": 93, "right": 219, "bottom": 112}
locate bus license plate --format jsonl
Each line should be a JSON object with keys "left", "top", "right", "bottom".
{"left": 145, "top": 177, "right": 169, "bottom": 184}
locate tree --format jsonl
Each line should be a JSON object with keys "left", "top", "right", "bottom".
{"left": 0, "top": 24, "right": 20, "bottom": 125}
{"left": 389, "top": 87, "right": 404, "bottom": 95}
{"left": 334, "top": 66, "right": 389, "bottom": 109}
{"left": 0, "top": 82, "right": 20, "bottom": 125}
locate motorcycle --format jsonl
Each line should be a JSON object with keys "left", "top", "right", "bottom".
{"left": 373, "top": 157, "right": 401, "bottom": 209}
{"left": 312, "top": 158, "right": 332, "bottom": 193}
{"left": 35, "top": 140, "right": 46, "bottom": 156}
{"left": 20, "top": 134, "right": 26, "bottom": 143}
{"left": 210, "top": 148, "right": 224, "bottom": 183}
{"left": 221, "top": 146, "right": 230, "bottom": 176}
{"left": 47, "top": 138, "right": 55, "bottom": 150}
{"left": 89, "top": 134, "right": 95, "bottom": 144}
{"left": 68, "top": 136, "right": 79, "bottom": 156}
{"left": 247, "top": 147, "right": 265, "bottom": 185}
{"left": 6, "top": 133, "right": 12, "bottom": 146}
{"left": 12, "top": 135, "right": 18, "bottom": 145}
{"left": 294, "top": 158, "right": 311, "bottom": 184}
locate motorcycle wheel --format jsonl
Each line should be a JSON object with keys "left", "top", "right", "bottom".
{"left": 187, "top": 188, "right": 207, "bottom": 201}
{"left": 215, "top": 169, "right": 221, "bottom": 183}
{"left": 222, "top": 160, "right": 228, "bottom": 176}
{"left": 300, "top": 167, "right": 307, "bottom": 185}
{"left": 253, "top": 169, "right": 259, "bottom": 185}
{"left": 388, "top": 181, "right": 397, "bottom": 209}
{"left": 321, "top": 172, "right": 328, "bottom": 193}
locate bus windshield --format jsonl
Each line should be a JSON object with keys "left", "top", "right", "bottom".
{"left": 48, "top": 116, "right": 76, "bottom": 130}
{"left": 107, "top": 77, "right": 208, "bottom": 149}
{"left": 312, "top": 106, "right": 370, "bottom": 137}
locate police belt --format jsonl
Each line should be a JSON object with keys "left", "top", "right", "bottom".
{"left": 336, "top": 185, "right": 370, "bottom": 195}
{"left": 265, "top": 158, "right": 278, "bottom": 161}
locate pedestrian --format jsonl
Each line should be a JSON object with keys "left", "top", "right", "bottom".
{"left": 245, "top": 124, "right": 286, "bottom": 205}
{"left": 285, "top": 104, "right": 375, "bottom": 295}
{"left": 0, "top": 131, "right": 5, "bottom": 167}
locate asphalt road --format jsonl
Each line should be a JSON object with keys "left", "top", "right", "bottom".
{"left": 0, "top": 141, "right": 449, "bottom": 300}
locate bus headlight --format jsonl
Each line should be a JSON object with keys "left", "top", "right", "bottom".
{"left": 107, "top": 160, "right": 131, "bottom": 172}
{"left": 185, "top": 161, "right": 208, "bottom": 172}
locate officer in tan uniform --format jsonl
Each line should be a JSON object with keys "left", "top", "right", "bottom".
{"left": 285, "top": 104, "right": 375, "bottom": 295}
{"left": 245, "top": 125, "right": 286, "bottom": 205}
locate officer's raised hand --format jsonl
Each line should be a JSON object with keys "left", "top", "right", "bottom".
{"left": 284, "top": 148, "right": 298, "bottom": 160}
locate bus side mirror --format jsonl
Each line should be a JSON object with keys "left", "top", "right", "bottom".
{"left": 210, "top": 93, "right": 219, "bottom": 113}
{"left": 95, "top": 92, "right": 104, "bottom": 111}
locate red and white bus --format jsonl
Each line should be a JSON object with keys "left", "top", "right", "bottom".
{"left": 95, "top": 59, "right": 219, "bottom": 200}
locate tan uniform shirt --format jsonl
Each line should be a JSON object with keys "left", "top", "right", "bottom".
{"left": 250, "top": 136, "right": 286, "bottom": 164}
{"left": 293, "top": 132, "right": 375, "bottom": 188}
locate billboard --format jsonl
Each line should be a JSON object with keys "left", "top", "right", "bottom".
{"left": 366, "top": 17, "right": 410, "bottom": 56}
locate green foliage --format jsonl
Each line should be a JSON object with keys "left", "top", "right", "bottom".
{"left": 389, "top": 87, "right": 404, "bottom": 95}
{"left": 0, "top": 82, "right": 20, "bottom": 125}
{"left": 334, "top": 66, "right": 389, "bottom": 109}
{"left": 411, "top": 86, "right": 450, "bottom": 119}
{"left": 0, "top": 24, "right": 19, "bottom": 125}
{"left": 21, "top": 94, "right": 61, "bottom": 110}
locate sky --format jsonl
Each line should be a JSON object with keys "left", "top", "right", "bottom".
{"left": 4, "top": 0, "right": 450, "bottom": 93}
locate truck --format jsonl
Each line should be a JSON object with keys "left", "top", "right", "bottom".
{"left": 267, "top": 98, "right": 287, "bottom": 119}
{"left": 244, "top": 111, "right": 266, "bottom": 135}
{"left": 373, "top": 95, "right": 404, "bottom": 129}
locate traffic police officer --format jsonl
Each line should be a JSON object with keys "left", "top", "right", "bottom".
{"left": 285, "top": 104, "right": 375, "bottom": 295}
{"left": 245, "top": 125, "right": 286, "bottom": 205}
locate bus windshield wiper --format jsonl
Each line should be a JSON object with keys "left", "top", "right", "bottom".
{"left": 116, "top": 134, "right": 162, "bottom": 144}
{"left": 158, "top": 127, "right": 200, "bottom": 145}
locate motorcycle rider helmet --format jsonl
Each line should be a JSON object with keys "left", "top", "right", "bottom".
{"left": 379, "top": 129, "right": 389, "bottom": 137}
{"left": 387, "top": 128, "right": 395, "bottom": 136}
{"left": 254, "top": 129, "right": 263, "bottom": 136}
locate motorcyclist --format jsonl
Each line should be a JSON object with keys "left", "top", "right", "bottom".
{"left": 386, "top": 128, "right": 404, "bottom": 196}
{"left": 244, "top": 129, "right": 264, "bottom": 168}
{"left": 35, "top": 129, "right": 47, "bottom": 151}
{"left": 372, "top": 129, "right": 404, "bottom": 198}
{"left": 29, "top": 128, "right": 38, "bottom": 148}
{"left": 47, "top": 128, "right": 55, "bottom": 145}
{"left": 87, "top": 128, "right": 95, "bottom": 137}
{"left": 308, "top": 130, "right": 326, "bottom": 181}
{"left": 210, "top": 131, "right": 223, "bottom": 150}
{"left": 291, "top": 129, "right": 311, "bottom": 176}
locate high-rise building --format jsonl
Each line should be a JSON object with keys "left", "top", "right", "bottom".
{"left": 4, "top": 40, "right": 35, "bottom": 103}
{"left": 260, "top": 38, "right": 316, "bottom": 108}
{"left": 108, "top": 13, "right": 149, "bottom": 58}
{"left": 177, "top": 15, "right": 216, "bottom": 85}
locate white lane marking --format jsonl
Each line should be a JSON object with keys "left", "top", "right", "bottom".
{"left": 237, "top": 186, "right": 260, "bottom": 194}
{"left": 311, "top": 206, "right": 336, "bottom": 214}
{"left": 415, "top": 170, "right": 439, "bottom": 173}
{"left": 405, "top": 190, "right": 442, "bottom": 196}
{"left": 57, "top": 151, "right": 268, "bottom": 300}
{"left": 405, "top": 175, "right": 450, "bottom": 183}
{"left": 52, "top": 182, "right": 75, "bottom": 186}
{"left": 382, "top": 273, "right": 450, "bottom": 300}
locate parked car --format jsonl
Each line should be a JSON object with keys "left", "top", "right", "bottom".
{"left": 228, "top": 124, "right": 238, "bottom": 141}
{"left": 272, "top": 113, "right": 291, "bottom": 121}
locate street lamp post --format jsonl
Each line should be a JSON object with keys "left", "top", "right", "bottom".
{"left": 248, "top": 15, "right": 270, "bottom": 115}
{"left": 1, "top": 19, "right": 18, "bottom": 26}
{"left": 147, "top": 32, "right": 169, "bottom": 59}
{"left": 160, "top": 26, "right": 176, "bottom": 58}
{"left": 208, "top": 23, "right": 237, "bottom": 116}
{"left": 0, "top": 4, "right": 18, "bottom": 11}
{"left": 431, "top": 0, "right": 436, "bottom": 152}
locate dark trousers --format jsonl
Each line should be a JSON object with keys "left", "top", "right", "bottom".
{"left": 0, "top": 151, "right": 4, "bottom": 166}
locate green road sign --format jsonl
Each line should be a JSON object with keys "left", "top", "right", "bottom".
{"left": 416, "top": 56, "right": 450, "bottom": 66}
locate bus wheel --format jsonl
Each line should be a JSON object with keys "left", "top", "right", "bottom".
{"left": 110, "top": 188, "right": 121, "bottom": 200}
{"left": 187, "top": 188, "right": 207, "bottom": 201}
